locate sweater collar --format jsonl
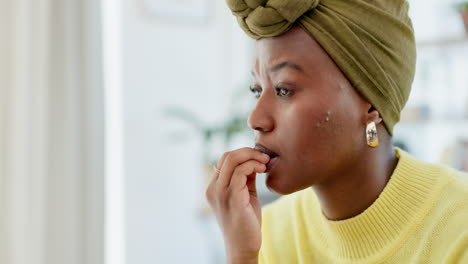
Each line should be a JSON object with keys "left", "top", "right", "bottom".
{"left": 305, "top": 147, "right": 447, "bottom": 261}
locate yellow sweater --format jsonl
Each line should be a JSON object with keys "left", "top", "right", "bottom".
{"left": 259, "top": 148, "right": 468, "bottom": 263}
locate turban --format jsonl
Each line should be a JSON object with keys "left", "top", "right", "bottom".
{"left": 227, "top": 0, "right": 416, "bottom": 135}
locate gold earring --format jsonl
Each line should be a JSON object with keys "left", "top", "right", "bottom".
{"left": 366, "top": 121, "right": 379, "bottom": 147}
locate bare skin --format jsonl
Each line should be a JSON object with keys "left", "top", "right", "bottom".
{"left": 206, "top": 25, "right": 399, "bottom": 264}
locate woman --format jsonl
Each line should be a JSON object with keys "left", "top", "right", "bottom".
{"left": 205, "top": 0, "right": 468, "bottom": 263}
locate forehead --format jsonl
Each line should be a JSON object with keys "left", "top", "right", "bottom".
{"left": 251, "top": 25, "right": 364, "bottom": 105}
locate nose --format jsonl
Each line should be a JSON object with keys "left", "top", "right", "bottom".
{"left": 247, "top": 94, "right": 274, "bottom": 133}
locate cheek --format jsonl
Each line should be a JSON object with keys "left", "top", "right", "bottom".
{"left": 272, "top": 102, "right": 340, "bottom": 189}
{"left": 279, "top": 101, "right": 337, "bottom": 160}
{"left": 333, "top": 95, "right": 364, "bottom": 141}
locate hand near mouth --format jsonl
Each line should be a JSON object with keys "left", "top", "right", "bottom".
{"left": 205, "top": 147, "right": 270, "bottom": 264}
{"left": 254, "top": 143, "right": 280, "bottom": 172}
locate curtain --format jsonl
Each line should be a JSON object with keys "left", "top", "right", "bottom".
{"left": 0, "top": 0, "right": 105, "bottom": 263}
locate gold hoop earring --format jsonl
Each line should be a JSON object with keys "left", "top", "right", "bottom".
{"left": 366, "top": 121, "right": 379, "bottom": 147}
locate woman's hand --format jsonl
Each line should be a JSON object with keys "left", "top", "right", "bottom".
{"left": 205, "top": 147, "right": 270, "bottom": 263}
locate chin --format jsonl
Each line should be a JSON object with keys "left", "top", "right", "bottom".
{"left": 265, "top": 174, "right": 296, "bottom": 195}
{"left": 265, "top": 170, "right": 312, "bottom": 195}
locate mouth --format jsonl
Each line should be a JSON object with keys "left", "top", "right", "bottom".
{"left": 254, "top": 143, "right": 280, "bottom": 172}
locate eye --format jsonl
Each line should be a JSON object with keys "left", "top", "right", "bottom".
{"left": 275, "top": 87, "right": 291, "bottom": 97}
{"left": 249, "top": 86, "right": 262, "bottom": 99}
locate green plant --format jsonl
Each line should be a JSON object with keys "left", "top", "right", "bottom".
{"left": 457, "top": 1, "right": 468, "bottom": 33}
{"left": 166, "top": 80, "right": 257, "bottom": 165}
{"left": 165, "top": 107, "right": 251, "bottom": 166}
{"left": 458, "top": 1, "right": 468, "bottom": 12}
{"left": 165, "top": 82, "right": 257, "bottom": 165}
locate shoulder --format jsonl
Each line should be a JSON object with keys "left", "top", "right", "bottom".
{"left": 400, "top": 147, "right": 468, "bottom": 202}
{"left": 445, "top": 165, "right": 468, "bottom": 186}
{"left": 422, "top": 163, "right": 468, "bottom": 230}
{"left": 443, "top": 229, "right": 468, "bottom": 263}
{"left": 420, "top": 165, "right": 468, "bottom": 259}
{"left": 438, "top": 164, "right": 468, "bottom": 204}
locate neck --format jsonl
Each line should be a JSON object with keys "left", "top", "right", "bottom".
{"left": 312, "top": 141, "right": 398, "bottom": 221}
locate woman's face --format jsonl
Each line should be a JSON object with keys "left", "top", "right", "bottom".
{"left": 249, "top": 26, "right": 371, "bottom": 195}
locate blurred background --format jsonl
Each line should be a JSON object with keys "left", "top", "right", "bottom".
{"left": 0, "top": 0, "right": 467, "bottom": 264}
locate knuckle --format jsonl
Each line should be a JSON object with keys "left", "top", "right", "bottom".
{"left": 226, "top": 148, "right": 249, "bottom": 164}
{"left": 257, "top": 163, "right": 266, "bottom": 171}
{"left": 222, "top": 148, "right": 258, "bottom": 166}
{"left": 237, "top": 161, "right": 256, "bottom": 174}
{"left": 220, "top": 151, "right": 230, "bottom": 162}
{"left": 224, "top": 153, "right": 236, "bottom": 166}
{"left": 232, "top": 150, "right": 246, "bottom": 163}
{"left": 205, "top": 187, "right": 212, "bottom": 201}
{"left": 233, "top": 164, "right": 247, "bottom": 176}
{"left": 206, "top": 188, "right": 217, "bottom": 204}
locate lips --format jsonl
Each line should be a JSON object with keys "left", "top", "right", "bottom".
{"left": 254, "top": 143, "right": 280, "bottom": 172}
{"left": 254, "top": 143, "right": 278, "bottom": 158}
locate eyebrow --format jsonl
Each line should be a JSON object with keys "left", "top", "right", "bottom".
{"left": 251, "top": 61, "right": 305, "bottom": 76}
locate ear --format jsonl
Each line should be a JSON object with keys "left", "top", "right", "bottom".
{"left": 364, "top": 103, "right": 383, "bottom": 125}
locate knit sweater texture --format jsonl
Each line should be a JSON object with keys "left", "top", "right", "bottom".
{"left": 259, "top": 148, "right": 468, "bottom": 263}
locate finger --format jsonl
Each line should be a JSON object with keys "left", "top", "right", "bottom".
{"left": 246, "top": 164, "right": 263, "bottom": 196}
{"left": 229, "top": 160, "right": 266, "bottom": 192}
{"left": 206, "top": 163, "right": 221, "bottom": 191}
{"left": 212, "top": 165, "right": 221, "bottom": 180}
{"left": 217, "top": 148, "right": 269, "bottom": 189}
{"left": 217, "top": 148, "right": 268, "bottom": 189}
{"left": 207, "top": 151, "right": 233, "bottom": 194}
{"left": 215, "top": 148, "right": 255, "bottom": 174}
{"left": 214, "top": 151, "right": 231, "bottom": 179}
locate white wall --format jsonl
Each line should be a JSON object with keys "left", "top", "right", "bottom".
{"left": 394, "top": 0, "right": 468, "bottom": 165}
{"left": 120, "top": 1, "right": 252, "bottom": 263}
{"left": 1, "top": 1, "right": 104, "bottom": 264}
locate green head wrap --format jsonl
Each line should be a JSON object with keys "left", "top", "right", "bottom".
{"left": 227, "top": 0, "right": 416, "bottom": 135}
